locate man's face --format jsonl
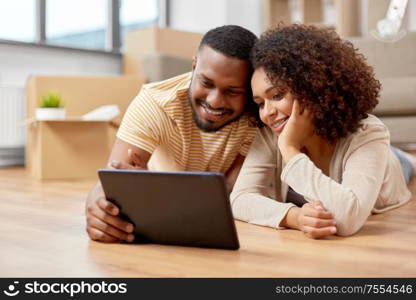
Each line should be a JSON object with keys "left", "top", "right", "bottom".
{"left": 189, "top": 45, "right": 251, "bottom": 132}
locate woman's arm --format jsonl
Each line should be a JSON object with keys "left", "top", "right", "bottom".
{"left": 281, "top": 138, "right": 389, "bottom": 236}
{"left": 230, "top": 128, "right": 297, "bottom": 229}
{"left": 231, "top": 127, "right": 337, "bottom": 238}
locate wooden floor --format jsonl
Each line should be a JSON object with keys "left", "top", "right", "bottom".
{"left": 1, "top": 167, "right": 415, "bottom": 277}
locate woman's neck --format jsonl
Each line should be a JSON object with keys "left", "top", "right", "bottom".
{"left": 301, "top": 135, "right": 336, "bottom": 175}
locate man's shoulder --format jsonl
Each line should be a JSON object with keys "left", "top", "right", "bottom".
{"left": 142, "top": 72, "right": 191, "bottom": 107}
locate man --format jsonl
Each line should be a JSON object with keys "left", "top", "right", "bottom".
{"left": 86, "top": 25, "right": 258, "bottom": 243}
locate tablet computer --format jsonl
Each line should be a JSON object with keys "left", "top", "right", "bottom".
{"left": 98, "top": 169, "right": 239, "bottom": 250}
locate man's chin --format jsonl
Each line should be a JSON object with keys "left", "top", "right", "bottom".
{"left": 193, "top": 114, "right": 242, "bottom": 132}
{"left": 194, "top": 118, "right": 222, "bottom": 132}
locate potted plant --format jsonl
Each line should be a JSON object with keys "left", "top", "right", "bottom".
{"left": 35, "top": 92, "right": 66, "bottom": 120}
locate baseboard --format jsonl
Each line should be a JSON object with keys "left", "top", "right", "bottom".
{"left": 0, "top": 147, "right": 25, "bottom": 167}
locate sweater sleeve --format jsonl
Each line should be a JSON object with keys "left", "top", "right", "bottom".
{"left": 230, "top": 128, "right": 296, "bottom": 229}
{"left": 281, "top": 135, "right": 390, "bottom": 236}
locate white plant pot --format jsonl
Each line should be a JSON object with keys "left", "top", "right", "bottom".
{"left": 35, "top": 108, "right": 66, "bottom": 120}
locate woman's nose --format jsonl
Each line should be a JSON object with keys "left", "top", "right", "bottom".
{"left": 263, "top": 100, "right": 277, "bottom": 118}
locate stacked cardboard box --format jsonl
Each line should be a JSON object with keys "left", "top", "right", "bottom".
{"left": 123, "top": 27, "right": 202, "bottom": 81}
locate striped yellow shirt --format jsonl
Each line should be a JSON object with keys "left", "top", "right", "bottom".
{"left": 117, "top": 72, "right": 257, "bottom": 173}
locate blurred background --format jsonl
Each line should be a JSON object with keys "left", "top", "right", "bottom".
{"left": 0, "top": 0, "right": 415, "bottom": 177}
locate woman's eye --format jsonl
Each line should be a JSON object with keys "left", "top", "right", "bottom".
{"left": 256, "top": 102, "right": 264, "bottom": 108}
{"left": 272, "top": 93, "right": 284, "bottom": 100}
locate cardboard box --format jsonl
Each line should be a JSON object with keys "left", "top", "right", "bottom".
{"left": 26, "top": 75, "right": 143, "bottom": 125}
{"left": 123, "top": 27, "right": 202, "bottom": 78}
{"left": 27, "top": 120, "right": 113, "bottom": 179}
{"left": 25, "top": 75, "right": 144, "bottom": 179}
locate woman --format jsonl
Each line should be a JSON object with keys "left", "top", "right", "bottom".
{"left": 231, "top": 24, "right": 416, "bottom": 238}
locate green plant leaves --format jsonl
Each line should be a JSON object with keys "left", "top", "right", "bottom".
{"left": 40, "top": 92, "right": 65, "bottom": 108}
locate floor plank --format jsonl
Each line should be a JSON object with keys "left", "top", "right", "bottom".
{"left": 0, "top": 167, "right": 415, "bottom": 277}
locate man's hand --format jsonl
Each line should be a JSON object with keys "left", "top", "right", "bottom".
{"left": 85, "top": 144, "right": 150, "bottom": 243}
{"left": 110, "top": 149, "right": 148, "bottom": 170}
{"left": 85, "top": 182, "right": 135, "bottom": 243}
{"left": 282, "top": 201, "right": 337, "bottom": 239}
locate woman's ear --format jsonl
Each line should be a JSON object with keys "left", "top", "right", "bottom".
{"left": 192, "top": 56, "right": 197, "bottom": 71}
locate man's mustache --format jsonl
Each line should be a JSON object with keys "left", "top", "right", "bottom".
{"left": 196, "top": 99, "right": 233, "bottom": 113}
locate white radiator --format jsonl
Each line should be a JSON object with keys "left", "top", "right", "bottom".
{"left": 0, "top": 84, "right": 26, "bottom": 166}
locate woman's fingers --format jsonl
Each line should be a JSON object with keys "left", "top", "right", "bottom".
{"left": 302, "top": 203, "right": 334, "bottom": 219}
{"left": 301, "top": 215, "right": 336, "bottom": 228}
{"left": 302, "top": 225, "right": 337, "bottom": 239}
{"left": 298, "top": 202, "right": 337, "bottom": 239}
{"left": 312, "top": 200, "right": 324, "bottom": 210}
{"left": 292, "top": 99, "right": 301, "bottom": 116}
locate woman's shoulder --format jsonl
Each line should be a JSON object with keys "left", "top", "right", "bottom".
{"left": 249, "top": 126, "right": 278, "bottom": 155}
{"left": 348, "top": 114, "right": 390, "bottom": 143}
{"left": 337, "top": 114, "right": 390, "bottom": 154}
{"left": 360, "top": 114, "right": 388, "bottom": 131}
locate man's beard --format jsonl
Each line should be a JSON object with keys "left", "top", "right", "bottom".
{"left": 188, "top": 90, "right": 239, "bottom": 133}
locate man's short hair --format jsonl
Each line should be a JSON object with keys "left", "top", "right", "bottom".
{"left": 199, "top": 25, "right": 257, "bottom": 60}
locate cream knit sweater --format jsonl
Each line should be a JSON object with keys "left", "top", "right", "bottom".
{"left": 230, "top": 115, "right": 412, "bottom": 236}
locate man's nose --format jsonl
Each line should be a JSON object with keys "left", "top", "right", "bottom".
{"left": 206, "top": 89, "right": 226, "bottom": 109}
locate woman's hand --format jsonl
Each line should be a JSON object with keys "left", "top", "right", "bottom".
{"left": 283, "top": 201, "right": 337, "bottom": 239}
{"left": 278, "top": 100, "right": 315, "bottom": 163}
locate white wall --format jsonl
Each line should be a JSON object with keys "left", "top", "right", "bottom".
{"left": 169, "top": 0, "right": 262, "bottom": 36}
{"left": 225, "top": 0, "right": 263, "bottom": 35}
{"left": 407, "top": 0, "right": 416, "bottom": 31}
{"left": 0, "top": 42, "right": 121, "bottom": 87}
{"left": 169, "top": 0, "right": 227, "bottom": 33}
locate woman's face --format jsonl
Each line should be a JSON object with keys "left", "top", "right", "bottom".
{"left": 251, "top": 68, "right": 295, "bottom": 135}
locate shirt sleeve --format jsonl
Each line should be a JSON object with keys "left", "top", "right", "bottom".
{"left": 116, "top": 87, "right": 169, "bottom": 154}
{"left": 281, "top": 131, "right": 390, "bottom": 236}
{"left": 230, "top": 128, "right": 296, "bottom": 229}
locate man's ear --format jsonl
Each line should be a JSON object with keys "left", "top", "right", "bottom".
{"left": 192, "top": 56, "right": 197, "bottom": 71}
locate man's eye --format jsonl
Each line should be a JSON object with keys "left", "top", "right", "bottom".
{"left": 228, "top": 90, "right": 242, "bottom": 96}
{"left": 201, "top": 80, "right": 213, "bottom": 88}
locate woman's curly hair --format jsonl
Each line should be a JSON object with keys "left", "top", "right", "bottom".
{"left": 250, "top": 24, "right": 381, "bottom": 142}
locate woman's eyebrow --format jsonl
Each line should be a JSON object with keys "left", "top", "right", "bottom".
{"left": 253, "top": 85, "right": 276, "bottom": 99}
{"left": 264, "top": 86, "right": 277, "bottom": 94}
